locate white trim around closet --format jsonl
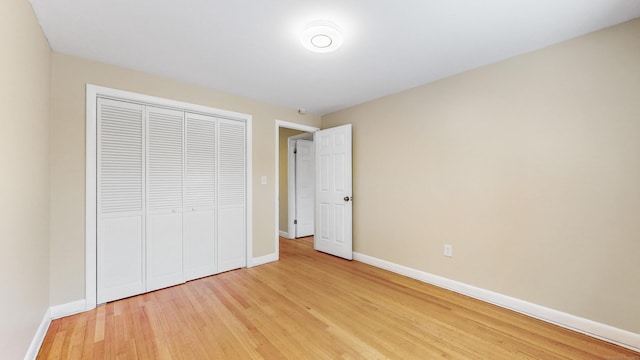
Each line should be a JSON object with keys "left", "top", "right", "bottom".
{"left": 85, "top": 84, "right": 252, "bottom": 310}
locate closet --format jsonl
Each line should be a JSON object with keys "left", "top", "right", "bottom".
{"left": 96, "top": 97, "right": 246, "bottom": 304}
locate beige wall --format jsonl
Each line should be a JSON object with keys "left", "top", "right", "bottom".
{"left": 0, "top": 0, "right": 51, "bottom": 358}
{"left": 322, "top": 19, "right": 640, "bottom": 333}
{"left": 278, "top": 128, "right": 306, "bottom": 233}
{"left": 49, "top": 53, "right": 321, "bottom": 305}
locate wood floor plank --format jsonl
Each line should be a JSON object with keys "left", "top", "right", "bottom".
{"left": 37, "top": 237, "right": 639, "bottom": 359}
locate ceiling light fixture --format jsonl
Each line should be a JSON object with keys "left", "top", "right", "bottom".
{"left": 301, "top": 21, "right": 343, "bottom": 53}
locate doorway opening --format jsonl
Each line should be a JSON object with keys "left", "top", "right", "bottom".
{"left": 274, "top": 120, "right": 319, "bottom": 260}
{"left": 285, "top": 132, "right": 314, "bottom": 239}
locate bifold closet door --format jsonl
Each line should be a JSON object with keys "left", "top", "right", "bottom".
{"left": 97, "top": 97, "right": 247, "bottom": 302}
{"left": 218, "top": 119, "right": 246, "bottom": 272}
{"left": 97, "top": 98, "right": 145, "bottom": 304}
{"left": 184, "top": 113, "right": 217, "bottom": 281}
{"left": 145, "top": 106, "right": 185, "bottom": 292}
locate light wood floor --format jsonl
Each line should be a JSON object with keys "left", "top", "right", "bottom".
{"left": 38, "top": 237, "right": 638, "bottom": 359}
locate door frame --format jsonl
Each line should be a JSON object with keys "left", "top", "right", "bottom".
{"left": 274, "top": 121, "right": 319, "bottom": 258}
{"left": 287, "top": 133, "right": 313, "bottom": 239}
{"left": 86, "top": 84, "right": 253, "bottom": 309}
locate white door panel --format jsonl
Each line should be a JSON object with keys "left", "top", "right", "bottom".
{"left": 314, "top": 124, "right": 352, "bottom": 260}
{"left": 335, "top": 204, "right": 346, "bottom": 244}
{"left": 97, "top": 98, "right": 145, "bottom": 303}
{"left": 317, "top": 202, "right": 332, "bottom": 247}
{"left": 295, "top": 139, "right": 314, "bottom": 237}
{"left": 146, "top": 211, "right": 184, "bottom": 291}
{"left": 97, "top": 215, "right": 144, "bottom": 303}
{"left": 185, "top": 113, "right": 216, "bottom": 209}
{"left": 184, "top": 113, "right": 217, "bottom": 281}
{"left": 217, "top": 119, "right": 246, "bottom": 272}
{"left": 183, "top": 209, "right": 216, "bottom": 280}
{"left": 218, "top": 206, "right": 245, "bottom": 272}
{"left": 145, "top": 106, "right": 184, "bottom": 291}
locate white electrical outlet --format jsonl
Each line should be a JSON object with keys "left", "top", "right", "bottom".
{"left": 261, "top": 175, "right": 267, "bottom": 185}
{"left": 444, "top": 244, "right": 453, "bottom": 257}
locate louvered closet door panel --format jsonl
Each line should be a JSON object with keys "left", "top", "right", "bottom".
{"left": 145, "top": 106, "right": 184, "bottom": 292}
{"left": 97, "top": 98, "right": 145, "bottom": 304}
{"left": 217, "top": 119, "right": 246, "bottom": 272}
{"left": 184, "top": 113, "right": 217, "bottom": 281}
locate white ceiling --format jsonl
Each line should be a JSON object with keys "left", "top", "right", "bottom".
{"left": 30, "top": 0, "right": 640, "bottom": 115}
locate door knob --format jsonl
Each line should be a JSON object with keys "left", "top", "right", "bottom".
{"left": 344, "top": 196, "right": 352, "bottom": 202}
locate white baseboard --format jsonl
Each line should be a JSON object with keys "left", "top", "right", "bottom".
{"left": 26, "top": 299, "right": 88, "bottom": 359}
{"left": 353, "top": 252, "right": 640, "bottom": 352}
{"left": 50, "top": 299, "right": 87, "bottom": 319}
{"left": 248, "top": 253, "right": 278, "bottom": 267}
{"left": 279, "top": 230, "right": 290, "bottom": 238}
{"left": 24, "top": 309, "right": 51, "bottom": 360}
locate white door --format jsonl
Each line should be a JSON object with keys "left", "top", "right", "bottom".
{"left": 217, "top": 119, "right": 246, "bottom": 272}
{"left": 314, "top": 124, "right": 353, "bottom": 260}
{"left": 94, "top": 92, "right": 250, "bottom": 304}
{"left": 97, "top": 98, "right": 145, "bottom": 303}
{"left": 145, "top": 106, "right": 184, "bottom": 292}
{"left": 295, "top": 140, "right": 315, "bottom": 237}
{"left": 183, "top": 112, "right": 217, "bottom": 281}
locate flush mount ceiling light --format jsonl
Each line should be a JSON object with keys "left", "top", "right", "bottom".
{"left": 301, "top": 21, "right": 343, "bottom": 53}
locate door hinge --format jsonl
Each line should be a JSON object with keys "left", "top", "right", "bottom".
{"left": 293, "top": 148, "right": 297, "bottom": 154}
{"left": 294, "top": 220, "right": 297, "bottom": 224}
